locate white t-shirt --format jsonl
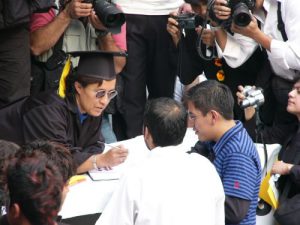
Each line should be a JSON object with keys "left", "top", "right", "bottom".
{"left": 112, "top": 0, "right": 184, "bottom": 15}
{"left": 96, "top": 145, "right": 225, "bottom": 225}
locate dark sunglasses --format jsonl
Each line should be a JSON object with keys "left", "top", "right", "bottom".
{"left": 95, "top": 90, "right": 118, "bottom": 100}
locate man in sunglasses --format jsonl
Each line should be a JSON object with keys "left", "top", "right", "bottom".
{"left": 0, "top": 51, "right": 128, "bottom": 174}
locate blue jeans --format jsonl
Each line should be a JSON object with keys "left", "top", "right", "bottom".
{"left": 101, "top": 113, "right": 117, "bottom": 144}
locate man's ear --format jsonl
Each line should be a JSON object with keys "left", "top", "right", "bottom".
{"left": 210, "top": 110, "right": 219, "bottom": 124}
{"left": 144, "top": 126, "right": 150, "bottom": 140}
{"left": 143, "top": 126, "right": 154, "bottom": 150}
{"left": 9, "top": 203, "right": 21, "bottom": 219}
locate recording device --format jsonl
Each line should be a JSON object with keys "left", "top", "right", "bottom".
{"left": 240, "top": 86, "right": 264, "bottom": 109}
{"left": 83, "top": 0, "right": 125, "bottom": 29}
{"left": 173, "top": 13, "right": 204, "bottom": 30}
{"left": 209, "top": 0, "right": 255, "bottom": 27}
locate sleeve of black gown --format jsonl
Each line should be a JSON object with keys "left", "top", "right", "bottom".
{"left": 22, "top": 104, "right": 104, "bottom": 167}
{"left": 289, "top": 165, "right": 300, "bottom": 187}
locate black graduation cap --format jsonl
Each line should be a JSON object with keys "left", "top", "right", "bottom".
{"left": 68, "top": 51, "right": 127, "bottom": 80}
{"left": 184, "top": 0, "right": 201, "bottom": 5}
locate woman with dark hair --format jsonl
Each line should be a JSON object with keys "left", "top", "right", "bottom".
{"left": 0, "top": 151, "right": 64, "bottom": 225}
{"left": 0, "top": 51, "right": 128, "bottom": 173}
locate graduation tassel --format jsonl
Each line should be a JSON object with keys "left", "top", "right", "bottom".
{"left": 58, "top": 55, "right": 72, "bottom": 98}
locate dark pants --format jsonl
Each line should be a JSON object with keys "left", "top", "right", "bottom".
{"left": 114, "top": 14, "right": 177, "bottom": 139}
{"left": 0, "top": 26, "right": 31, "bottom": 108}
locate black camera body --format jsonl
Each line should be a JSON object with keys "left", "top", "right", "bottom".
{"left": 240, "top": 86, "right": 264, "bottom": 109}
{"left": 209, "top": 0, "right": 255, "bottom": 27}
{"left": 227, "top": 0, "right": 256, "bottom": 26}
{"left": 84, "top": 0, "right": 125, "bottom": 29}
{"left": 173, "top": 13, "right": 203, "bottom": 30}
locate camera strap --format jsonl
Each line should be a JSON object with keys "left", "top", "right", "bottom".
{"left": 277, "top": 2, "right": 288, "bottom": 42}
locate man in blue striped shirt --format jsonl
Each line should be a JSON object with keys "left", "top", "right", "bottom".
{"left": 185, "top": 80, "right": 261, "bottom": 225}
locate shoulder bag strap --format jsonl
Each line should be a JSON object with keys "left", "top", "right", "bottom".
{"left": 277, "top": 2, "right": 288, "bottom": 42}
{"left": 53, "top": 33, "right": 64, "bottom": 53}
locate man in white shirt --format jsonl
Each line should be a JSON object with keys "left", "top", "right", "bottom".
{"left": 96, "top": 97, "right": 225, "bottom": 225}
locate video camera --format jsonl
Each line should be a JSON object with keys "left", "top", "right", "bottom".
{"left": 240, "top": 86, "right": 264, "bottom": 109}
{"left": 83, "top": 0, "right": 125, "bottom": 29}
{"left": 209, "top": 0, "right": 256, "bottom": 27}
{"left": 172, "top": 13, "right": 204, "bottom": 30}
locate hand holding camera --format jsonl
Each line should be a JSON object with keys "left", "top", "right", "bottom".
{"left": 237, "top": 85, "right": 264, "bottom": 120}
{"left": 210, "top": 0, "right": 255, "bottom": 28}
{"left": 64, "top": 0, "right": 92, "bottom": 19}
{"left": 167, "top": 13, "right": 181, "bottom": 47}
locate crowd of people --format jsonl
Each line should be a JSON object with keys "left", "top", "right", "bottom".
{"left": 0, "top": 0, "right": 300, "bottom": 224}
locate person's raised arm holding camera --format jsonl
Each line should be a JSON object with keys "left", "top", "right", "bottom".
{"left": 30, "top": 0, "right": 126, "bottom": 74}
{"left": 210, "top": 0, "right": 263, "bottom": 68}
{"left": 30, "top": 0, "right": 93, "bottom": 56}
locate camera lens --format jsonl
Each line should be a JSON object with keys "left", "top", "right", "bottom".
{"left": 232, "top": 2, "right": 251, "bottom": 26}
{"left": 93, "top": 0, "right": 125, "bottom": 28}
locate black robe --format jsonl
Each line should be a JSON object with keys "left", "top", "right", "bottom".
{"left": 0, "top": 91, "right": 104, "bottom": 166}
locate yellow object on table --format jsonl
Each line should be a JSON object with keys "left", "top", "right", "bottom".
{"left": 68, "top": 175, "right": 86, "bottom": 186}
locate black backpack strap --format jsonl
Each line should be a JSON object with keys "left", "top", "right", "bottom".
{"left": 53, "top": 34, "right": 64, "bottom": 53}
{"left": 277, "top": 2, "right": 288, "bottom": 41}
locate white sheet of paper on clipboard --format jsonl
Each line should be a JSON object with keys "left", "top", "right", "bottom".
{"left": 88, "top": 167, "right": 122, "bottom": 181}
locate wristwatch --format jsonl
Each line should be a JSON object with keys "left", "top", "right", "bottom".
{"left": 95, "top": 29, "right": 110, "bottom": 38}
{"left": 92, "top": 155, "right": 100, "bottom": 170}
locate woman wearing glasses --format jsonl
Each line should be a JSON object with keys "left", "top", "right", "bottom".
{"left": 0, "top": 51, "right": 128, "bottom": 173}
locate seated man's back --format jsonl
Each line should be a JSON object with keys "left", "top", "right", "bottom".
{"left": 96, "top": 97, "right": 225, "bottom": 225}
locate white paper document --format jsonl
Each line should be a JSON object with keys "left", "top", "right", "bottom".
{"left": 88, "top": 167, "right": 122, "bottom": 181}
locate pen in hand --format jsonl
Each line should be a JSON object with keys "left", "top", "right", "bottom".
{"left": 97, "top": 141, "right": 121, "bottom": 149}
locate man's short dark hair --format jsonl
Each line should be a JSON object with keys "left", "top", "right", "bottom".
{"left": 6, "top": 151, "right": 63, "bottom": 225}
{"left": 143, "top": 97, "right": 187, "bottom": 147}
{"left": 21, "top": 140, "right": 76, "bottom": 183}
{"left": 0, "top": 140, "right": 20, "bottom": 208}
{"left": 185, "top": 80, "right": 234, "bottom": 120}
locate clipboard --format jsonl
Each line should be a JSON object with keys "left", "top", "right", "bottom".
{"left": 88, "top": 168, "right": 121, "bottom": 181}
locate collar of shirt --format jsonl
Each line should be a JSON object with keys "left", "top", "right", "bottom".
{"left": 212, "top": 120, "right": 243, "bottom": 156}
{"left": 77, "top": 109, "right": 88, "bottom": 124}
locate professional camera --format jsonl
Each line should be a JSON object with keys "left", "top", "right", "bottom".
{"left": 209, "top": 0, "right": 256, "bottom": 27}
{"left": 240, "top": 86, "right": 264, "bottom": 109}
{"left": 84, "top": 0, "right": 125, "bottom": 29}
{"left": 173, "top": 13, "right": 204, "bottom": 30}
{"left": 227, "top": 0, "right": 255, "bottom": 26}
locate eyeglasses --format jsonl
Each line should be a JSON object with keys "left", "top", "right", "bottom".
{"left": 187, "top": 111, "right": 202, "bottom": 120}
{"left": 95, "top": 89, "right": 118, "bottom": 100}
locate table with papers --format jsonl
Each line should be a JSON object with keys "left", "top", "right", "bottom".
{"left": 59, "top": 128, "right": 282, "bottom": 225}
{"left": 59, "top": 128, "right": 199, "bottom": 220}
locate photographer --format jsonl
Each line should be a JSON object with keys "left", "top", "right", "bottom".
{"left": 167, "top": 0, "right": 266, "bottom": 120}
{"left": 30, "top": 0, "right": 127, "bottom": 143}
{"left": 237, "top": 81, "right": 300, "bottom": 225}
{"left": 30, "top": 0, "right": 126, "bottom": 73}
{"left": 167, "top": 1, "right": 220, "bottom": 84}
{"left": 231, "top": 0, "right": 300, "bottom": 144}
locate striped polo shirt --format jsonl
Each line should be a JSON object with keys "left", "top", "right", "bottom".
{"left": 212, "top": 121, "right": 261, "bottom": 225}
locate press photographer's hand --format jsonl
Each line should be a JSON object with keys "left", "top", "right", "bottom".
{"left": 196, "top": 26, "right": 216, "bottom": 47}
{"left": 64, "top": 0, "right": 92, "bottom": 19}
{"left": 213, "top": 0, "right": 231, "bottom": 20}
{"left": 167, "top": 13, "right": 181, "bottom": 47}
{"left": 89, "top": 10, "right": 106, "bottom": 30}
{"left": 231, "top": 15, "right": 260, "bottom": 39}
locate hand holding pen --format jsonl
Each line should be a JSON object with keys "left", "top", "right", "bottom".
{"left": 97, "top": 141, "right": 129, "bottom": 169}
